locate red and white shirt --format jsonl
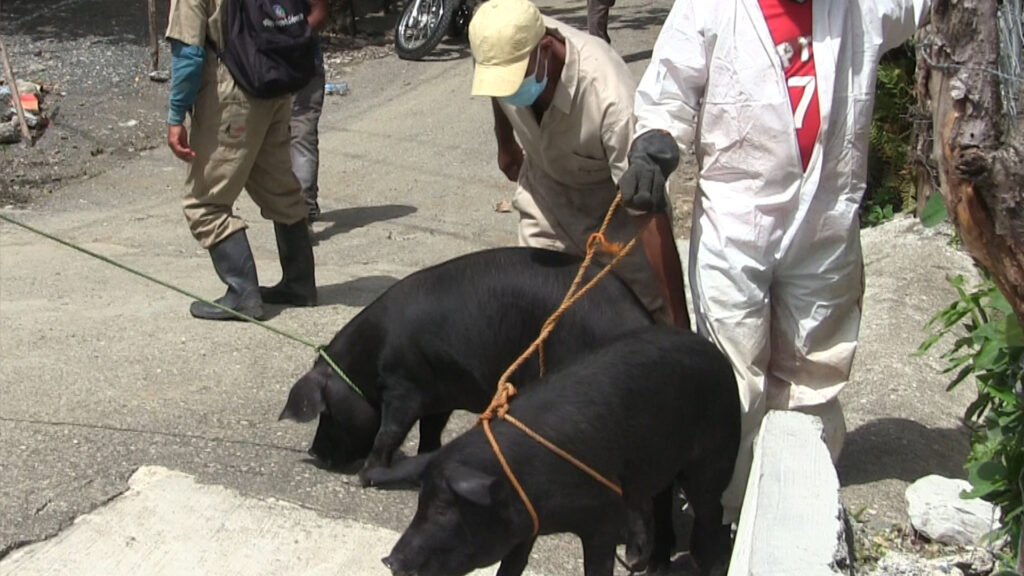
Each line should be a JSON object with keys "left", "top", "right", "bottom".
{"left": 758, "top": 0, "right": 820, "bottom": 171}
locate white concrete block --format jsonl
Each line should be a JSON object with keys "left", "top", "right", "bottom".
{"left": 728, "top": 411, "right": 848, "bottom": 576}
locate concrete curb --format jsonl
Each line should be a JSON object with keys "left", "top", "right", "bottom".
{"left": 0, "top": 466, "right": 536, "bottom": 576}
{"left": 728, "top": 411, "right": 851, "bottom": 576}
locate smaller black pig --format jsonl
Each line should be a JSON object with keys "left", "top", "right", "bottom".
{"left": 379, "top": 326, "right": 740, "bottom": 576}
{"left": 278, "top": 247, "right": 654, "bottom": 485}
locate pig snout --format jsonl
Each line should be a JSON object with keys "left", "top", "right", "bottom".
{"left": 381, "top": 554, "right": 415, "bottom": 576}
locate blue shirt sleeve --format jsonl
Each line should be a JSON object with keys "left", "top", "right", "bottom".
{"left": 167, "top": 40, "right": 206, "bottom": 125}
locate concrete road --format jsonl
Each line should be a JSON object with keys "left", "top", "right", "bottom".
{"left": 0, "top": 0, "right": 981, "bottom": 572}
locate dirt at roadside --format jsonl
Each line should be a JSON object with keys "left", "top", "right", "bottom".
{"left": 0, "top": 0, "right": 395, "bottom": 207}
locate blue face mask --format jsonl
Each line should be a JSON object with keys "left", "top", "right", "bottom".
{"left": 501, "top": 48, "right": 548, "bottom": 107}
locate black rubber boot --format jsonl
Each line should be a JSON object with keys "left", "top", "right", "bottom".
{"left": 190, "top": 230, "right": 265, "bottom": 321}
{"left": 260, "top": 220, "right": 317, "bottom": 306}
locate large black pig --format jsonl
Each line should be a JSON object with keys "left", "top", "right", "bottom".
{"left": 379, "top": 327, "right": 740, "bottom": 576}
{"left": 279, "top": 247, "right": 654, "bottom": 485}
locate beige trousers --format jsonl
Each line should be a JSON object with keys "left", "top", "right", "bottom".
{"left": 183, "top": 57, "right": 307, "bottom": 249}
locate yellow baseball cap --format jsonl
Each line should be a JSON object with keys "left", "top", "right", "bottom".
{"left": 468, "top": 0, "right": 546, "bottom": 97}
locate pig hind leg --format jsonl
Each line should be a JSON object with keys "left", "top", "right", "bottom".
{"left": 677, "top": 465, "right": 733, "bottom": 576}
{"left": 417, "top": 411, "right": 452, "bottom": 454}
{"left": 643, "top": 486, "right": 676, "bottom": 574}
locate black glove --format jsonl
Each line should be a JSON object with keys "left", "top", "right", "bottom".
{"left": 619, "top": 130, "right": 679, "bottom": 213}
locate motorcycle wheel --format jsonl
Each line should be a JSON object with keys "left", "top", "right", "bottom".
{"left": 395, "top": 0, "right": 459, "bottom": 61}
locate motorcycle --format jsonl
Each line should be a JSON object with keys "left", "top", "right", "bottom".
{"left": 394, "top": 0, "right": 476, "bottom": 60}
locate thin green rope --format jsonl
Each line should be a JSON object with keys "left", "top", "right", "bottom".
{"left": 0, "top": 212, "right": 363, "bottom": 399}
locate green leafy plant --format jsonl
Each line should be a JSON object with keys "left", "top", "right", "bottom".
{"left": 863, "top": 203, "right": 896, "bottom": 227}
{"left": 920, "top": 274, "right": 1024, "bottom": 571}
{"left": 862, "top": 44, "right": 918, "bottom": 227}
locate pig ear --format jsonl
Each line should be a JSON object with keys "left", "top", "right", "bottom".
{"left": 278, "top": 372, "right": 327, "bottom": 422}
{"left": 363, "top": 453, "right": 435, "bottom": 487}
{"left": 446, "top": 464, "right": 498, "bottom": 507}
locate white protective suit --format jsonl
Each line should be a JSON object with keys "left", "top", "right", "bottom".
{"left": 634, "top": 0, "right": 931, "bottom": 520}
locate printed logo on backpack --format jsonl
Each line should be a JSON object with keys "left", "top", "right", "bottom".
{"left": 217, "top": 0, "right": 317, "bottom": 99}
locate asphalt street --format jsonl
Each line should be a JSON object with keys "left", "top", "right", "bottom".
{"left": 0, "top": 0, "right": 980, "bottom": 573}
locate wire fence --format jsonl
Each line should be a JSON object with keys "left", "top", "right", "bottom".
{"left": 998, "top": 0, "right": 1023, "bottom": 124}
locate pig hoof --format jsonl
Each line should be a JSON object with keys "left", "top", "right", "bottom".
{"left": 639, "top": 558, "right": 673, "bottom": 576}
{"left": 622, "top": 553, "right": 648, "bottom": 574}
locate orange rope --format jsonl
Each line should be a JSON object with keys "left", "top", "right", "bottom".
{"left": 482, "top": 418, "right": 540, "bottom": 534}
{"left": 479, "top": 193, "right": 634, "bottom": 535}
{"left": 493, "top": 195, "right": 636, "bottom": 386}
{"left": 504, "top": 414, "right": 623, "bottom": 496}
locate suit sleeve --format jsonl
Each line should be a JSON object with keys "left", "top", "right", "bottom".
{"left": 878, "top": 0, "right": 932, "bottom": 53}
{"left": 633, "top": 0, "right": 708, "bottom": 156}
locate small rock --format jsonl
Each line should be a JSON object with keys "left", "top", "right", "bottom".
{"left": 951, "top": 549, "right": 995, "bottom": 576}
{"left": 0, "top": 119, "right": 21, "bottom": 144}
{"left": 866, "top": 549, "right": 992, "bottom": 576}
{"left": 16, "top": 80, "right": 42, "bottom": 97}
{"left": 118, "top": 119, "right": 139, "bottom": 128}
{"left": 906, "top": 475, "right": 999, "bottom": 547}
{"left": 495, "top": 200, "right": 513, "bottom": 213}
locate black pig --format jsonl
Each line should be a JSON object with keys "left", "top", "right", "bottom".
{"left": 279, "top": 247, "right": 654, "bottom": 485}
{"left": 379, "top": 326, "right": 740, "bottom": 576}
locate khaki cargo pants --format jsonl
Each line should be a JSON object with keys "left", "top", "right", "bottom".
{"left": 183, "top": 57, "right": 307, "bottom": 249}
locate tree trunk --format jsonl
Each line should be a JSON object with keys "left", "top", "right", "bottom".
{"left": 918, "top": 0, "right": 1024, "bottom": 323}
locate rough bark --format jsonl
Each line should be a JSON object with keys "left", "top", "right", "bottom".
{"left": 918, "top": 0, "right": 1024, "bottom": 323}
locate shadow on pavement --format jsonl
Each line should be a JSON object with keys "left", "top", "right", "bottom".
{"left": 414, "top": 41, "right": 473, "bottom": 62}
{"left": 318, "top": 275, "right": 399, "bottom": 307}
{"left": 622, "top": 49, "right": 653, "bottom": 63}
{"left": 314, "top": 204, "right": 418, "bottom": 243}
{"left": 258, "top": 275, "right": 397, "bottom": 320}
{"left": 837, "top": 418, "right": 971, "bottom": 486}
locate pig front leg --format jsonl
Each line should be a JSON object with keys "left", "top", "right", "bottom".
{"left": 359, "top": 381, "right": 425, "bottom": 486}
{"left": 624, "top": 499, "right": 654, "bottom": 572}
{"left": 495, "top": 537, "right": 535, "bottom": 576}
{"left": 580, "top": 527, "right": 620, "bottom": 576}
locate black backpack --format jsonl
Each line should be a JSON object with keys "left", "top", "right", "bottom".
{"left": 217, "top": 0, "right": 317, "bottom": 99}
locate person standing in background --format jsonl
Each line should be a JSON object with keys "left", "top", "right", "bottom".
{"left": 165, "top": 0, "right": 318, "bottom": 321}
{"left": 469, "top": 0, "right": 690, "bottom": 330}
{"left": 586, "top": 0, "right": 614, "bottom": 43}
{"left": 292, "top": 0, "right": 330, "bottom": 226}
